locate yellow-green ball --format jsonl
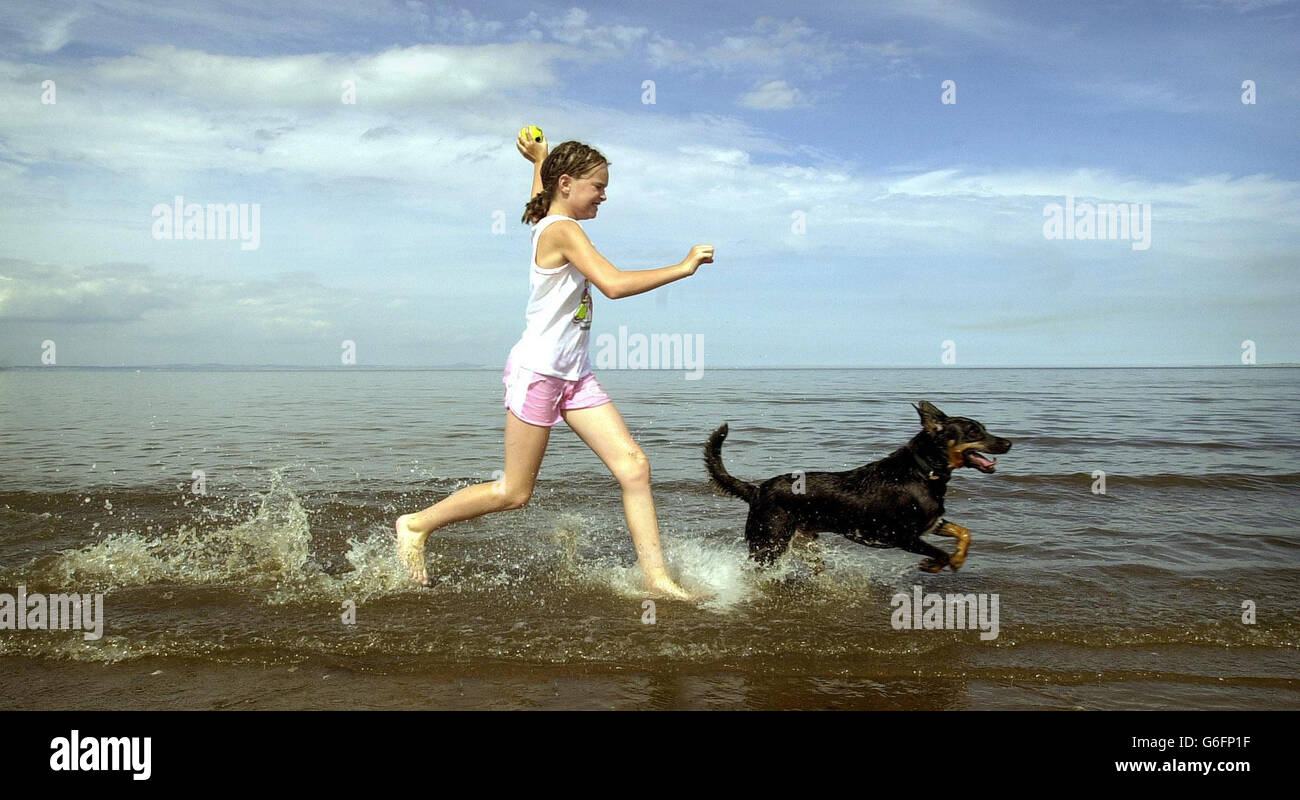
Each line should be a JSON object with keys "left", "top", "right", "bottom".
{"left": 525, "top": 125, "right": 543, "bottom": 143}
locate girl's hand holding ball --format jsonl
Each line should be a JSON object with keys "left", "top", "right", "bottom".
{"left": 516, "top": 125, "right": 548, "bottom": 163}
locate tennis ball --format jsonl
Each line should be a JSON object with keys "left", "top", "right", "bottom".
{"left": 525, "top": 125, "right": 544, "bottom": 143}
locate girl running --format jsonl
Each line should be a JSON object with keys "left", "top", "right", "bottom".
{"left": 395, "top": 128, "right": 714, "bottom": 599}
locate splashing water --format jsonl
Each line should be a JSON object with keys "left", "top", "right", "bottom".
{"left": 13, "top": 472, "right": 410, "bottom": 605}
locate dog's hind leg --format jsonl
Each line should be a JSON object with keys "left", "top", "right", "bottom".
{"left": 933, "top": 520, "right": 971, "bottom": 570}
{"left": 899, "top": 537, "right": 954, "bottom": 573}
{"left": 745, "top": 510, "right": 797, "bottom": 566}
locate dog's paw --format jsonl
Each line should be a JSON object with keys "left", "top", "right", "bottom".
{"left": 919, "top": 558, "right": 947, "bottom": 573}
{"left": 948, "top": 554, "right": 966, "bottom": 571}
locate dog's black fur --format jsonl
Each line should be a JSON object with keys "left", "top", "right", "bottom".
{"left": 704, "top": 401, "right": 1011, "bottom": 572}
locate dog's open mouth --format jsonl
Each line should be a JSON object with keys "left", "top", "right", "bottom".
{"left": 963, "top": 450, "right": 997, "bottom": 473}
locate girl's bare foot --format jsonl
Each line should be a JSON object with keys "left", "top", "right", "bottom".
{"left": 395, "top": 514, "right": 429, "bottom": 586}
{"left": 643, "top": 573, "right": 699, "bottom": 601}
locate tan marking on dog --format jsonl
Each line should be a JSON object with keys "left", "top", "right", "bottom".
{"left": 947, "top": 441, "right": 989, "bottom": 470}
{"left": 936, "top": 520, "right": 972, "bottom": 571}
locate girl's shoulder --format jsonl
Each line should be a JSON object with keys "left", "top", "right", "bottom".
{"left": 533, "top": 215, "right": 582, "bottom": 237}
{"left": 534, "top": 214, "right": 578, "bottom": 225}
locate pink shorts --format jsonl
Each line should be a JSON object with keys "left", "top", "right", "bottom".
{"left": 502, "top": 355, "right": 611, "bottom": 427}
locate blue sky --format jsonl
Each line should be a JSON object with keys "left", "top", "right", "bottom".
{"left": 0, "top": 0, "right": 1296, "bottom": 367}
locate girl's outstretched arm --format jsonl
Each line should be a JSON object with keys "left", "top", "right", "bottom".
{"left": 552, "top": 221, "right": 712, "bottom": 299}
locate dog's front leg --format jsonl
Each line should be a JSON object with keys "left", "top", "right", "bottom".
{"left": 901, "top": 538, "right": 952, "bottom": 573}
{"left": 935, "top": 520, "right": 972, "bottom": 571}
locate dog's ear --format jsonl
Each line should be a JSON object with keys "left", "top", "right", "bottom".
{"left": 913, "top": 401, "right": 947, "bottom": 434}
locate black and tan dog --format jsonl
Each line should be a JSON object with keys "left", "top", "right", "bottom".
{"left": 704, "top": 401, "right": 1011, "bottom": 572}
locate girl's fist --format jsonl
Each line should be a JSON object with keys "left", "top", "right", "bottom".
{"left": 683, "top": 245, "right": 714, "bottom": 274}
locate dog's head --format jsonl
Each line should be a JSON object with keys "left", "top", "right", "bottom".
{"left": 913, "top": 401, "right": 1011, "bottom": 474}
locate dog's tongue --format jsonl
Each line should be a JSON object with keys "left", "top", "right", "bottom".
{"left": 968, "top": 453, "right": 995, "bottom": 468}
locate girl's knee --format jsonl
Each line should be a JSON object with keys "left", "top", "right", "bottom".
{"left": 501, "top": 491, "right": 532, "bottom": 510}
{"left": 615, "top": 448, "right": 651, "bottom": 487}
{"left": 491, "top": 478, "right": 533, "bottom": 510}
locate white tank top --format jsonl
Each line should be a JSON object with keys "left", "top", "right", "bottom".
{"left": 507, "top": 214, "right": 594, "bottom": 380}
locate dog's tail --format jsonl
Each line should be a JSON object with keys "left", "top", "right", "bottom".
{"left": 705, "top": 423, "right": 758, "bottom": 504}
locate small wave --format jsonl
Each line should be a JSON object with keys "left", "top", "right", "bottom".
{"left": 0, "top": 506, "right": 55, "bottom": 546}
{"left": 985, "top": 620, "right": 1300, "bottom": 650}
{"left": 994, "top": 471, "right": 1300, "bottom": 492}
{"left": 1014, "top": 436, "right": 1257, "bottom": 451}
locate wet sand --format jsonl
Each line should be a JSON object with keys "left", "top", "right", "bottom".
{"left": 5, "top": 655, "right": 1298, "bottom": 710}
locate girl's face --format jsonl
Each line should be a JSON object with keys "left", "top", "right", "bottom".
{"left": 561, "top": 164, "right": 608, "bottom": 220}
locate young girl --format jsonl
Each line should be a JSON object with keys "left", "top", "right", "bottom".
{"left": 395, "top": 129, "right": 713, "bottom": 599}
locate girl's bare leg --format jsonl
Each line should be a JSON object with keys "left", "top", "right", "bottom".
{"left": 395, "top": 410, "right": 551, "bottom": 585}
{"left": 560, "top": 401, "right": 694, "bottom": 600}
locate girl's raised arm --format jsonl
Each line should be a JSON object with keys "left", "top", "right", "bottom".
{"left": 516, "top": 129, "right": 548, "bottom": 199}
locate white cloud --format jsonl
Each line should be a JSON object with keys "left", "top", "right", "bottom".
{"left": 0, "top": 259, "right": 176, "bottom": 322}
{"left": 424, "top": 3, "right": 506, "bottom": 39}
{"left": 1074, "top": 79, "right": 1209, "bottom": 114}
{"left": 33, "top": 12, "right": 81, "bottom": 53}
{"left": 875, "top": 0, "right": 1024, "bottom": 41}
{"left": 91, "top": 43, "right": 563, "bottom": 109}
{"left": 647, "top": 16, "right": 920, "bottom": 80}
{"left": 883, "top": 167, "right": 1300, "bottom": 226}
{"left": 676, "top": 145, "right": 750, "bottom": 166}
{"left": 516, "top": 7, "right": 648, "bottom": 51}
{"left": 739, "top": 80, "right": 807, "bottom": 110}
{"left": 0, "top": 42, "right": 574, "bottom": 187}
{"left": 0, "top": 258, "right": 364, "bottom": 336}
